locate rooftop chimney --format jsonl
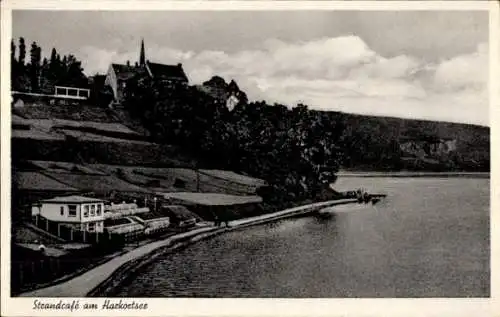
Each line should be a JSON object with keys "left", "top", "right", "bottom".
{"left": 177, "top": 63, "right": 182, "bottom": 68}
{"left": 126, "top": 60, "right": 130, "bottom": 67}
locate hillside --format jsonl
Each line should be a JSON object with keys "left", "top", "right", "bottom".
{"left": 335, "top": 112, "right": 489, "bottom": 172}
{"left": 11, "top": 95, "right": 489, "bottom": 173}
{"left": 11, "top": 101, "right": 198, "bottom": 168}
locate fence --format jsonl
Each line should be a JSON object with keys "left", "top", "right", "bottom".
{"left": 10, "top": 243, "right": 121, "bottom": 295}
{"left": 32, "top": 215, "right": 126, "bottom": 246}
{"left": 54, "top": 86, "right": 90, "bottom": 100}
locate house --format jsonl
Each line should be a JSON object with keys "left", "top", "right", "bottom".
{"left": 147, "top": 62, "right": 188, "bottom": 87}
{"left": 32, "top": 195, "right": 106, "bottom": 232}
{"left": 198, "top": 76, "right": 246, "bottom": 110}
{"left": 104, "top": 63, "right": 143, "bottom": 104}
{"left": 104, "top": 39, "right": 189, "bottom": 104}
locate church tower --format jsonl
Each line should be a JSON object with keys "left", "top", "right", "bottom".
{"left": 139, "top": 38, "right": 146, "bottom": 67}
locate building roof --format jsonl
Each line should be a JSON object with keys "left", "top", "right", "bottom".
{"left": 111, "top": 62, "right": 188, "bottom": 83}
{"left": 147, "top": 62, "right": 188, "bottom": 82}
{"left": 40, "top": 195, "right": 104, "bottom": 204}
{"left": 111, "top": 64, "right": 142, "bottom": 81}
{"left": 158, "top": 192, "right": 263, "bottom": 206}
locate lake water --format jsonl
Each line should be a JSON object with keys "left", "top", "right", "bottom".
{"left": 113, "top": 177, "right": 490, "bottom": 297}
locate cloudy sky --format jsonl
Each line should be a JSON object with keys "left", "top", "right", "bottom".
{"left": 13, "top": 10, "right": 489, "bottom": 125}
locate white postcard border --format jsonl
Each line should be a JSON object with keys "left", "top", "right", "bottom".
{"left": 1, "top": 1, "right": 498, "bottom": 316}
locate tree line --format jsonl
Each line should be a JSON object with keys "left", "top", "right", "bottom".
{"left": 122, "top": 74, "right": 490, "bottom": 204}
{"left": 11, "top": 38, "right": 88, "bottom": 93}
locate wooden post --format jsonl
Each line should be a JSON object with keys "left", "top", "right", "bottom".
{"left": 45, "top": 218, "right": 49, "bottom": 231}
{"left": 57, "top": 224, "right": 60, "bottom": 237}
{"left": 70, "top": 228, "right": 73, "bottom": 241}
{"left": 96, "top": 231, "right": 99, "bottom": 244}
{"left": 83, "top": 230, "right": 86, "bottom": 243}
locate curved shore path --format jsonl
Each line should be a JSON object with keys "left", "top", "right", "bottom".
{"left": 19, "top": 198, "right": 357, "bottom": 297}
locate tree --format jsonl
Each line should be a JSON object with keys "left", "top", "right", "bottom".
{"left": 11, "top": 40, "right": 16, "bottom": 64}
{"left": 11, "top": 38, "right": 29, "bottom": 91}
{"left": 29, "top": 42, "right": 42, "bottom": 92}
{"left": 48, "top": 48, "right": 59, "bottom": 80}
{"left": 122, "top": 76, "right": 345, "bottom": 203}
{"left": 11, "top": 40, "right": 17, "bottom": 82}
{"left": 18, "top": 37, "right": 26, "bottom": 67}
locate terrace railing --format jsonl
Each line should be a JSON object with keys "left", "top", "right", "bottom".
{"left": 31, "top": 215, "right": 125, "bottom": 246}
{"left": 54, "top": 86, "right": 90, "bottom": 100}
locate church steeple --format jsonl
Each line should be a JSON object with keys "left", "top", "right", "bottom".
{"left": 139, "top": 38, "right": 145, "bottom": 66}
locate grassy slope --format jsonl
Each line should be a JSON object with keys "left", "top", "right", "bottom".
{"left": 12, "top": 103, "right": 490, "bottom": 172}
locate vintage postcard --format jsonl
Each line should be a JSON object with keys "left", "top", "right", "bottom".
{"left": 1, "top": 1, "right": 498, "bottom": 316}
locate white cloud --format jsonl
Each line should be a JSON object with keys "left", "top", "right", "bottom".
{"left": 79, "top": 36, "right": 489, "bottom": 126}
{"left": 433, "top": 43, "right": 488, "bottom": 92}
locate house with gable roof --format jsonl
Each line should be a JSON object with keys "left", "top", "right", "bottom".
{"left": 105, "top": 39, "right": 189, "bottom": 104}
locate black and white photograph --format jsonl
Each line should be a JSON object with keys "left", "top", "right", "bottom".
{"left": 1, "top": 1, "right": 496, "bottom": 316}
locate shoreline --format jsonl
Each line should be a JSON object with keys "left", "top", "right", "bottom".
{"left": 336, "top": 171, "right": 490, "bottom": 178}
{"left": 18, "top": 198, "right": 357, "bottom": 297}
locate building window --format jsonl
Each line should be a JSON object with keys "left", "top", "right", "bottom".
{"left": 88, "top": 222, "right": 96, "bottom": 232}
{"left": 83, "top": 205, "right": 89, "bottom": 217}
{"left": 60, "top": 206, "right": 64, "bottom": 216}
{"left": 96, "top": 204, "right": 102, "bottom": 216}
{"left": 90, "top": 205, "right": 96, "bottom": 216}
{"left": 68, "top": 205, "right": 77, "bottom": 217}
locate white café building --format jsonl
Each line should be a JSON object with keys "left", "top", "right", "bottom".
{"left": 32, "top": 195, "right": 105, "bottom": 232}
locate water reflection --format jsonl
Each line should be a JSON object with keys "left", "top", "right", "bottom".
{"left": 113, "top": 178, "right": 490, "bottom": 298}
